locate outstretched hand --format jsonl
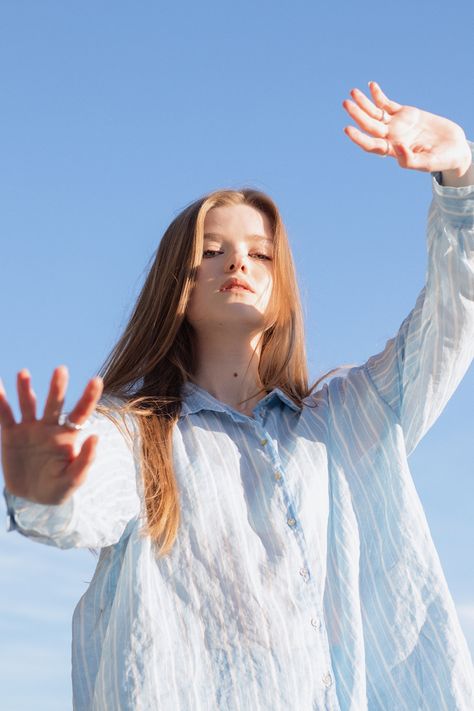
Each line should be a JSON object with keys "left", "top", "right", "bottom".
{"left": 343, "top": 82, "right": 472, "bottom": 179}
{"left": 0, "top": 367, "right": 103, "bottom": 505}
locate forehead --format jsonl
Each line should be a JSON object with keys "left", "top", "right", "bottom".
{"left": 203, "top": 204, "right": 273, "bottom": 240}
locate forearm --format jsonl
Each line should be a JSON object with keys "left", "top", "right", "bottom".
{"left": 366, "top": 145, "right": 474, "bottom": 455}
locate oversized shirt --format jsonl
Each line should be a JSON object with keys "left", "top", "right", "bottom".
{"left": 4, "top": 145, "right": 474, "bottom": 710}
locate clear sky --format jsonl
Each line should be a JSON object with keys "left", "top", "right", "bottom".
{"left": 0, "top": 1, "right": 473, "bottom": 708}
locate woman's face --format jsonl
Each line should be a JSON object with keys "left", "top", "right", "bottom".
{"left": 186, "top": 203, "right": 274, "bottom": 336}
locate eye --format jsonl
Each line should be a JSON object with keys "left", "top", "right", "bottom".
{"left": 202, "top": 250, "right": 271, "bottom": 260}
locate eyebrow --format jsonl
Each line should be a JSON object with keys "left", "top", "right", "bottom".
{"left": 203, "top": 232, "right": 274, "bottom": 245}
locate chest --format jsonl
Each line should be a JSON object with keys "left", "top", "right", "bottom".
{"left": 172, "top": 410, "right": 330, "bottom": 568}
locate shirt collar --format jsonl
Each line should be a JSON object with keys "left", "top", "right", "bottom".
{"left": 179, "top": 381, "right": 301, "bottom": 419}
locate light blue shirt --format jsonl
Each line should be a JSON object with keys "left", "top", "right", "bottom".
{"left": 4, "top": 145, "right": 474, "bottom": 710}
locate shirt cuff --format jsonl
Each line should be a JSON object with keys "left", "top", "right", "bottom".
{"left": 3, "top": 486, "right": 75, "bottom": 537}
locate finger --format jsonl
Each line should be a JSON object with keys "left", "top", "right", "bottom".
{"left": 343, "top": 99, "right": 389, "bottom": 138}
{"left": 0, "top": 379, "right": 17, "bottom": 428}
{"left": 368, "top": 81, "right": 402, "bottom": 114}
{"left": 17, "top": 369, "right": 37, "bottom": 423}
{"left": 65, "top": 434, "right": 99, "bottom": 486}
{"left": 43, "top": 365, "right": 69, "bottom": 425}
{"left": 344, "top": 125, "right": 396, "bottom": 158}
{"left": 350, "top": 87, "right": 390, "bottom": 122}
{"left": 66, "top": 376, "right": 104, "bottom": 427}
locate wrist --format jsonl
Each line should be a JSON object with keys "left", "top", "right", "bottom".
{"left": 441, "top": 141, "right": 473, "bottom": 187}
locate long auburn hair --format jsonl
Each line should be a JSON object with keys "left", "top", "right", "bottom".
{"left": 95, "top": 188, "right": 343, "bottom": 558}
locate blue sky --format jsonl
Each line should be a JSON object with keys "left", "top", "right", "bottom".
{"left": 1, "top": 1, "right": 473, "bottom": 708}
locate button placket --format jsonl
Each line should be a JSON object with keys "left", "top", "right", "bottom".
{"left": 256, "top": 426, "right": 307, "bottom": 582}
{"left": 217, "top": 397, "right": 336, "bottom": 698}
{"left": 255, "top": 420, "right": 334, "bottom": 691}
{"left": 262, "top": 440, "right": 333, "bottom": 685}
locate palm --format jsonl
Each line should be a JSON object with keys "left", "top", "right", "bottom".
{"left": 1, "top": 421, "right": 80, "bottom": 504}
{"left": 343, "top": 82, "right": 471, "bottom": 175}
{"left": 388, "top": 106, "right": 458, "bottom": 158}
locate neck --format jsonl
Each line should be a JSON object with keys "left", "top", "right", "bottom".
{"left": 189, "top": 330, "right": 267, "bottom": 415}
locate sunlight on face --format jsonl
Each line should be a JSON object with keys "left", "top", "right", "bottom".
{"left": 186, "top": 204, "right": 274, "bottom": 337}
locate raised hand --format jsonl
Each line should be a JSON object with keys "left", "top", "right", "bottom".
{"left": 343, "top": 81, "right": 472, "bottom": 178}
{"left": 0, "top": 367, "right": 103, "bottom": 505}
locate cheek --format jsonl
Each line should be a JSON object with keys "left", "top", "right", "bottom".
{"left": 186, "top": 278, "right": 209, "bottom": 318}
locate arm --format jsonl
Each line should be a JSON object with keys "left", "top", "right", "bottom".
{"left": 365, "top": 147, "right": 474, "bottom": 454}
{"left": 3, "top": 401, "right": 141, "bottom": 549}
{"left": 0, "top": 368, "right": 141, "bottom": 549}
{"left": 342, "top": 82, "right": 474, "bottom": 454}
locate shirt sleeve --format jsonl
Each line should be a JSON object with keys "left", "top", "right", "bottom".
{"left": 2, "top": 399, "right": 142, "bottom": 549}
{"left": 364, "top": 140, "right": 474, "bottom": 456}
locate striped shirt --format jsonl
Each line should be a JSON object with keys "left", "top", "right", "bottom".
{"left": 4, "top": 147, "right": 474, "bottom": 710}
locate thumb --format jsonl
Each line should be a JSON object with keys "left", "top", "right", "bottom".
{"left": 393, "top": 143, "right": 410, "bottom": 166}
{"left": 65, "top": 434, "right": 99, "bottom": 486}
{"left": 393, "top": 143, "right": 434, "bottom": 171}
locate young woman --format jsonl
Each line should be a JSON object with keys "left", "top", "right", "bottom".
{"left": 1, "top": 82, "right": 473, "bottom": 710}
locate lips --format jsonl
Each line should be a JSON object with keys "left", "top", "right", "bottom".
{"left": 219, "top": 277, "right": 254, "bottom": 292}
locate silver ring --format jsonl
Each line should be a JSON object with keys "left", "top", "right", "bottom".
{"left": 59, "top": 413, "right": 89, "bottom": 431}
{"left": 380, "top": 108, "right": 389, "bottom": 123}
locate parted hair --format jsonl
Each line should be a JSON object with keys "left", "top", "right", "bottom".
{"left": 95, "top": 188, "right": 341, "bottom": 557}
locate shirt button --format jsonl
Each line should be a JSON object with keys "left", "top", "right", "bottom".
{"left": 310, "top": 616, "right": 321, "bottom": 630}
{"left": 287, "top": 517, "right": 296, "bottom": 527}
{"left": 260, "top": 438, "right": 268, "bottom": 446}
{"left": 299, "top": 567, "right": 309, "bottom": 581}
{"left": 274, "top": 470, "right": 282, "bottom": 480}
{"left": 322, "top": 672, "right": 333, "bottom": 687}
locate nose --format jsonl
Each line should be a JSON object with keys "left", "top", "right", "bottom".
{"left": 225, "top": 248, "right": 249, "bottom": 272}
